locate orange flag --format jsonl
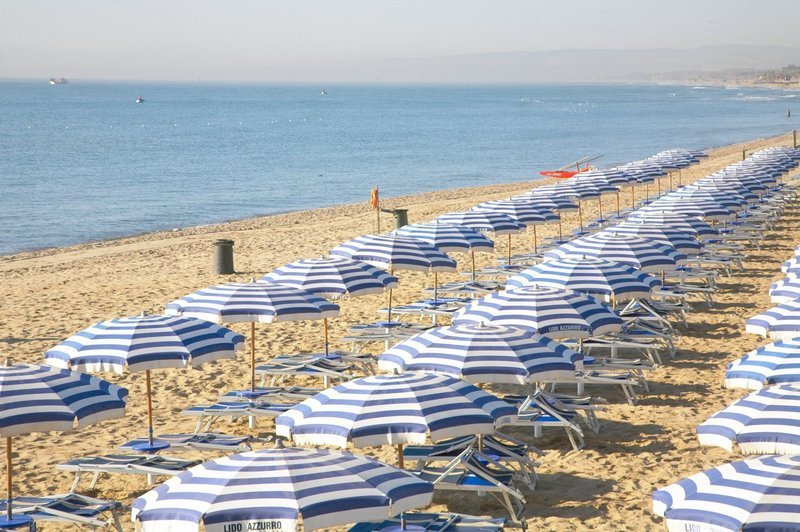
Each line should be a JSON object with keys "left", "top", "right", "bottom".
{"left": 370, "top": 186, "right": 380, "bottom": 210}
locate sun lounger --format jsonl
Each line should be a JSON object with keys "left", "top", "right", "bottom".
{"left": 499, "top": 393, "right": 586, "bottom": 451}
{"left": 342, "top": 321, "right": 432, "bottom": 351}
{"left": 0, "top": 493, "right": 122, "bottom": 530}
{"left": 415, "top": 448, "right": 527, "bottom": 524}
{"left": 255, "top": 357, "right": 354, "bottom": 387}
{"left": 182, "top": 400, "right": 296, "bottom": 433}
{"left": 56, "top": 453, "right": 199, "bottom": 491}
{"left": 402, "top": 433, "right": 540, "bottom": 489}
{"left": 119, "top": 432, "right": 252, "bottom": 454}
{"left": 348, "top": 512, "right": 506, "bottom": 532}
{"left": 219, "top": 385, "right": 322, "bottom": 401}
{"left": 422, "top": 281, "right": 503, "bottom": 298}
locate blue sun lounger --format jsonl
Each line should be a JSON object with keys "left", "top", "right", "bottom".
{"left": 56, "top": 454, "right": 199, "bottom": 491}
{"left": 0, "top": 493, "right": 122, "bottom": 530}
{"left": 119, "top": 432, "right": 252, "bottom": 454}
{"left": 349, "top": 512, "right": 506, "bottom": 532}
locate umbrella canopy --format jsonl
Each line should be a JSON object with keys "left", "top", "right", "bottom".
{"left": 391, "top": 222, "right": 494, "bottom": 254}
{"left": 544, "top": 233, "right": 685, "bottom": 273}
{"left": 330, "top": 234, "right": 457, "bottom": 272}
{"left": 377, "top": 323, "right": 582, "bottom": 384}
{"left": 725, "top": 338, "right": 800, "bottom": 390}
{"left": 132, "top": 447, "right": 434, "bottom": 532}
{"left": 0, "top": 362, "right": 128, "bottom": 527}
{"left": 626, "top": 212, "right": 719, "bottom": 241}
{"left": 44, "top": 315, "right": 244, "bottom": 373}
{"left": 260, "top": 257, "right": 398, "bottom": 300}
{"left": 44, "top": 314, "right": 243, "bottom": 451}
{"left": 746, "top": 300, "right": 800, "bottom": 339}
{"left": 433, "top": 211, "right": 525, "bottom": 235}
{"left": 504, "top": 256, "right": 660, "bottom": 303}
{"left": 600, "top": 223, "right": 702, "bottom": 256}
{"left": 652, "top": 455, "right": 800, "bottom": 532}
{"left": 275, "top": 372, "right": 516, "bottom": 447}
{"left": 783, "top": 257, "right": 800, "bottom": 274}
{"left": 166, "top": 282, "right": 340, "bottom": 324}
{"left": 452, "top": 285, "right": 623, "bottom": 339}
{"left": 636, "top": 199, "right": 736, "bottom": 221}
{"left": 472, "top": 200, "right": 557, "bottom": 224}
{"left": 509, "top": 194, "right": 578, "bottom": 212}
{"left": 697, "top": 383, "right": 800, "bottom": 454}
{"left": 770, "top": 276, "right": 800, "bottom": 303}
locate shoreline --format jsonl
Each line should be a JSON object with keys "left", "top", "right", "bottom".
{"left": 4, "top": 129, "right": 797, "bottom": 265}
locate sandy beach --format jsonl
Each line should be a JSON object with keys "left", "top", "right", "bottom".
{"left": 2, "top": 130, "right": 799, "bottom": 531}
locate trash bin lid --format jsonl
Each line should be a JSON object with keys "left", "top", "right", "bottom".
{"left": 212, "top": 239, "right": 235, "bottom": 246}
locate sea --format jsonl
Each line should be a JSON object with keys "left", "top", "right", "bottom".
{"left": 1, "top": 82, "right": 798, "bottom": 255}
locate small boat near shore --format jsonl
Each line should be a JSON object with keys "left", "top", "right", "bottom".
{"left": 48, "top": 78, "right": 68, "bottom": 85}
{"left": 135, "top": 96, "right": 145, "bottom": 103}
{"left": 539, "top": 155, "right": 603, "bottom": 179}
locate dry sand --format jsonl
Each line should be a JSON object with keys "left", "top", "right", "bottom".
{"left": 2, "top": 131, "right": 799, "bottom": 531}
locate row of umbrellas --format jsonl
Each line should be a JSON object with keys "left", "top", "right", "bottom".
{"left": 6, "top": 144, "right": 794, "bottom": 530}
{"left": 652, "top": 145, "right": 800, "bottom": 532}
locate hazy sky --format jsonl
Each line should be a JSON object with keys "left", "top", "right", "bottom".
{"left": 2, "top": 0, "right": 799, "bottom": 81}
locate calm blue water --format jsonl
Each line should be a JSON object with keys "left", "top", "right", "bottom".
{"left": 1, "top": 82, "right": 798, "bottom": 255}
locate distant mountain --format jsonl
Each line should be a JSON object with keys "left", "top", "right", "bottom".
{"left": 263, "top": 45, "right": 800, "bottom": 83}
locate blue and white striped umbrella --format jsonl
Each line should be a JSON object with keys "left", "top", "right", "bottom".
{"left": 377, "top": 323, "right": 582, "bottom": 384}
{"left": 452, "top": 285, "right": 623, "bottom": 339}
{"left": 504, "top": 256, "right": 660, "bottom": 302}
{"left": 166, "top": 282, "right": 339, "bottom": 392}
{"left": 665, "top": 188, "right": 748, "bottom": 210}
{"left": 472, "top": 199, "right": 554, "bottom": 224}
{"left": 652, "top": 455, "right": 800, "bottom": 532}
{"left": 783, "top": 257, "right": 800, "bottom": 274}
{"left": 275, "top": 373, "right": 516, "bottom": 447}
{"left": 44, "top": 314, "right": 243, "bottom": 451}
{"left": 260, "top": 257, "right": 399, "bottom": 300}
{"left": 636, "top": 199, "right": 736, "bottom": 221}
{"left": 330, "top": 234, "right": 457, "bottom": 272}
{"left": 166, "top": 282, "right": 340, "bottom": 324}
{"left": 44, "top": 315, "right": 244, "bottom": 373}
{"left": 746, "top": 300, "right": 800, "bottom": 339}
{"left": 132, "top": 447, "right": 434, "bottom": 532}
{"left": 625, "top": 212, "right": 719, "bottom": 241}
{"left": 544, "top": 233, "right": 685, "bottom": 273}
{"left": 770, "top": 277, "right": 800, "bottom": 303}
{"left": 600, "top": 223, "right": 702, "bottom": 255}
{"left": 697, "top": 383, "right": 800, "bottom": 454}
{"left": 725, "top": 338, "right": 800, "bottom": 390}
{"left": 391, "top": 223, "right": 495, "bottom": 254}
{"left": 509, "top": 194, "right": 579, "bottom": 212}
{"left": 0, "top": 362, "right": 128, "bottom": 527}
{"left": 433, "top": 211, "right": 525, "bottom": 235}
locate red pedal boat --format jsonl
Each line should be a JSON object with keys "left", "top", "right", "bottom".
{"left": 539, "top": 155, "right": 603, "bottom": 179}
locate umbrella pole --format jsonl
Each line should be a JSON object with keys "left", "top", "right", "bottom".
{"left": 598, "top": 197, "right": 603, "bottom": 221}
{"left": 507, "top": 234, "right": 512, "bottom": 265}
{"left": 433, "top": 272, "right": 438, "bottom": 302}
{"left": 250, "top": 322, "right": 256, "bottom": 392}
{"left": 323, "top": 318, "right": 329, "bottom": 357}
{"left": 645, "top": 182, "right": 650, "bottom": 202}
{"left": 397, "top": 444, "right": 404, "bottom": 469}
{"left": 615, "top": 192, "right": 620, "bottom": 217}
{"left": 387, "top": 266, "right": 394, "bottom": 323}
{"left": 669, "top": 172, "right": 673, "bottom": 190}
{"left": 533, "top": 225, "right": 538, "bottom": 255}
{"left": 631, "top": 186, "right": 635, "bottom": 209}
{"left": 657, "top": 177, "right": 661, "bottom": 197}
{"left": 5, "top": 437, "right": 11, "bottom": 521}
{"left": 558, "top": 219, "right": 563, "bottom": 242}
{"left": 145, "top": 369, "right": 154, "bottom": 447}
{"left": 578, "top": 203, "right": 584, "bottom": 232}
{"left": 471, "top": 250, "right": 476, "bottom": 282}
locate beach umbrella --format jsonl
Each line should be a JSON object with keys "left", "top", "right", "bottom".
{"left": 166, "top": 282, "right": 339, "bottom": 393}
{"left": 504, "top": 256, "right": 659, "bottom": 304}
{"left": 573, "top": 171, "right": 631, "bottom": 217}
{"left": 770, "top": 276, "right": 800, "bottom": 303}
{"left": 509, "top": 194, "right": 578, "bottom": 243}
{"left": 472, "top": 199, "right": 556, "bottom": 254}
{"left": 275, "top": 372, "right": 516, "bottom": 467}
{"left": 391, "top": 222, "right": 494, "bottom": 283}
{"left": 636, "top": 199, "right": 736, "bottom": 221}
{"left": 783, "top": 257, "right": 800, "bottom": 274}
{"left": 626, "top": 212, "right": 719, "bottom": 241}
{"left": 44, "top": 314, "right": 244, "bottom": 451}
{"left": 132, "top": 447, "right": 433, "bottom": 532}
{"left": 544, "top": 233, "right": 685, "bottom": 273}
{"left": 652, "top": 455, "right": 800, "bottom": 532}
{"left": 746, "top": 300, "right": 800, "bottom": 339}
{"left": 529, "top": 183, "right": 601, "bottom": 233}
{"left": 697, "top": 383, "right": 800, "bottom": 455}
{"left": 330, "top": 234, "right": 456, "bottom": 320}
{"left": 725, "top": 338, "right": 800, "bottom": 390}
{"left": 260, "top": 257, "right": 398, "bottom": 355}
{"left": 433, "top": 211, "right": 525, "bottom": 265}
{"left": 377, "top": 323, "right": 582, "bottom": 384}
{"left": 662, "top": 188, "right": 748, "bottom": 211}
{"left": 599, "top": 222, "right": 702, "bottom": 255}
{"left": 0, "top": 362, "right": 128, "bottom": 528}
{"left": 452, "top": 285, "right": 623, "bottom": 339}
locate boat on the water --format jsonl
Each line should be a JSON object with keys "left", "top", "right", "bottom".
{"left": 48, "top": 78, "right": 68, "bottom": 85}
{"left": 539, "top": 155, "right": 603, "bottom": 179}
{"left": 135, "top": 96, "right": 144, "bottom": 103}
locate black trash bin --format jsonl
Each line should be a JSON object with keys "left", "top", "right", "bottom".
{"left": 212, "top": 239, "right": 235, "bottom": 274}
